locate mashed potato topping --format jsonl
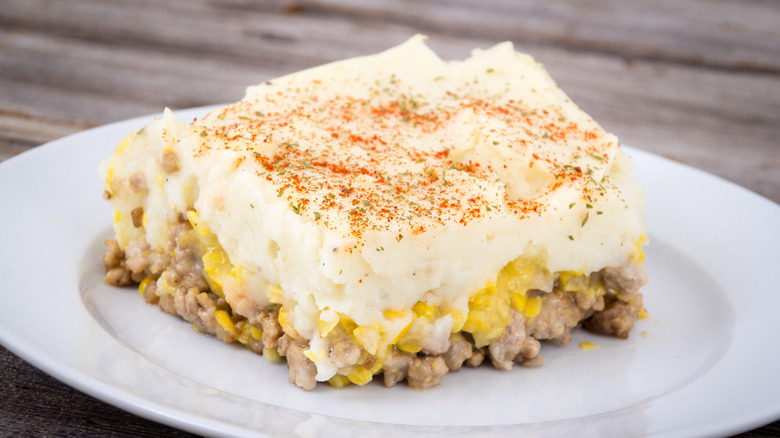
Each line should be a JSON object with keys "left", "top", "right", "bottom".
{"left": 100, "top": 35, "right": 646, "bottom": 388}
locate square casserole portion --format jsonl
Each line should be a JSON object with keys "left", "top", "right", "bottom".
{"left": 100, "top": 35, "right": 647, "bottom": 390}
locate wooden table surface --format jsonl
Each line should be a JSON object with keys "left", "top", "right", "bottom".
{"left": 1, "top": 0, "right": 778, "bottom": 436}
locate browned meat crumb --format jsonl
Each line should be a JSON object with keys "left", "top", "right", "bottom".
{"left": 128, "top": 171, "right": 147, "bottom": 193}
{"left": 260, "top": 310, "right": 283, "bottom": 350}
{"left": 160, "top": 150, "right": 180, "bottom": 173}
{"left": 131, "top": 207, "right": 144, "bottom": 228}
{"left": 326, "top": 334, "right": 362, "bottom": 368}
{"left": 103, "top": 238, "right": 134, "bottom": 286}
{"left": 465, "top": 348, "right": 486, "bottom": 368}
{"left": 139, "top": 277, "right": 159, "bottom": 305}
{"left": 443, "top": 333, "right": 473, "bottom": 371}
{"left": 526, "top": 291, "right": 583, "bottom": 345}
{"left": 583, "top": 293, "right": 643, "bottom": 339}
{"left": 278, "top": 335, "right": 317, "bottom": 391}
{"left": 517, "top": 337, "right": 542, "bottom": 367}
{"left": 382, "top": 348, "right": 412, "bottom": 387}
{"left": 488, "top": 310, "right": 528, "bottom": 370}
{"left": 407, "top": 356, "right": 448, "bottom": 389}
{"left": 603, "top": 264, "right": 648, "bottom": 298}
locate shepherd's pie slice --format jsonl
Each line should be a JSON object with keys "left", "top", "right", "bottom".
{"left": 100, "top": 35, "right": 647, "bottom": 390}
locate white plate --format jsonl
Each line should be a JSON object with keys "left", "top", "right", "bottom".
{"left": 1, "top": 106, "right": 779, "bottom": 438}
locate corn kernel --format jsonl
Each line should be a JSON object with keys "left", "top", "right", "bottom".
{"left": 496, "top": 268, "right": 513, "bottom": 294}
{"left": 328, "top": 375, "right": 350, "bottom": 388}
{"left": 215, "top": 310, "right": 236, "bottom": 336}
{"left": 353, "top": 326, "right": 381, "bottom": 355}
{"left": 396, "top": 317, "right": 425, "bottom": 353}
{"left": 138, "top": 277, "right": 153, "bottom": 296}
{"left": 523, "top": 296, "right": 543, "bottom": 319}
{"left": 559, "top": 270, "right": 586, "bottom": 292}
{"left": 263, "top": 346, "right": 281, "bottom": 361}
{"left": 383, "top": 309, "right": 406, "bottom": 320}
{"left": 588, "top": 280, "right": 606, "bottom": 299}
{"left": 278, "top": 307, "right": 293, "bottom": 333}
{"left": 500, "top": 258, "right": 536, "bottom": 291}
{"left": 413, "top": 301, "right": 435, "bottom": 320}
{"left": 158, "top": 278, "right": 176, "bottom": 296}
{"left": 249, "top": 325, "right": 263, "bottom": 341}
{"left": 347, "top": 366, "right": 374, "bottom": 386}
{"left": 202, "top": 247, "right": 229, "bottom": 297}
{"left": 339, "top": 314, "right": 357, "bottom": 333}
{"left": 237, "top": 327, "right": 252, "bottom": 345}
{"left": 202, "top": 248, "right": 226, "bottom": 275}
{"left": 318, "top": 319, "right": 338, "bottom": 337}
{"left": 267, "top": 284, "right": 283, "bottom": 304}
{"left": 392, "top": 321, "right": 411, "bottom": 344}
{"left": 638, "top": 307, "right": 649, "bottom": 319}
{"left": 368, "top": 357, "right": 384, "bottom": 374}
{"left": 186, "top": 210, "right": 210, "bottom": 237}
{"left": 449, "top": 311, "right": 465, "bottom": 333}
{"left": 634, "top": 234, "right": 647, "bottom": 263}
{"left": 512, "top": 291, "right": 527, "bottom": 311}
{"left": 514, "top": 261, "right": 536, "bottom": 287}
{"left": 396, "top": 337, "right": 422, "bottom": 354}
{"left": 580, "top": 341, "right": 599, "bottom": 350}
{"left": 318, "top": 308, "right": 339, "bottom": 337}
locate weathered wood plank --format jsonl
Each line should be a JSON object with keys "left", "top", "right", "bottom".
{"left": 0, "top": 346, "right": 197, "bottom": 437}
{"left": 1, "top": 3, "right": 777, "bottom": 200}
{"left": 299, "top": 0, "right": 780, "bottom": 72}
{"left": 0, "top": 109, "right": 88, "bottom": 161}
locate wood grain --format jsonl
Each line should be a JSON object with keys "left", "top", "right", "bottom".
{"left": 0, "top": 0, "right": 778, "bottom": 436}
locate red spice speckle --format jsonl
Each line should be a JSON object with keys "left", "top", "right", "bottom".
{"left": 192, "top": 73, "right": 617, "bottom": 240}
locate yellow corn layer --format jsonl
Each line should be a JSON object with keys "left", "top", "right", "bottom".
{"left": 174, "top": 216, "right": 624, "bottom": 383}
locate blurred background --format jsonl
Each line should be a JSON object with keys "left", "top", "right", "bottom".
{"left": 1, "top": 0, "right": 778, "bottom": 436}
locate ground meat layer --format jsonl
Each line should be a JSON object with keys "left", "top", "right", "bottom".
{"left": 103, "top": 224, "right": 645, "bottom": 391}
